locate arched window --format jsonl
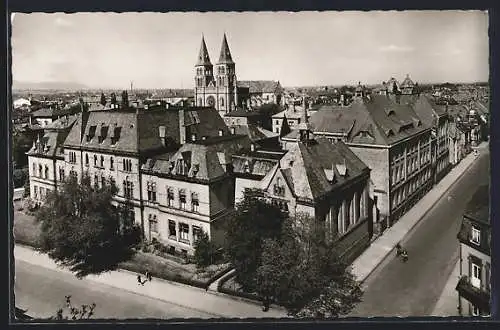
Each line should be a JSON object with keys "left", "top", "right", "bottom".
{"left": 85, "top": 154, "right": 89, "bottom": 166}
{"left": 220, "top": 97, "right": 224, "bottom": 107}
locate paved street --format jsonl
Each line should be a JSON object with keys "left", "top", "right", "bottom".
{"left": 350, "top": 149, "right": 489, "bottom": 317}
{"left": 14, "top": 245, "right": 288, "bottom": 319}
{"left": 15, "top": 259, "right": 217, "bottom": 319}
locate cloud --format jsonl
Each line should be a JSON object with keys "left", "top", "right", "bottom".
{"left": 54, "top": 17, "right": 73, "bottom": 27}
{"left": 378, "top": 44, "right": 414, "bottom": 53}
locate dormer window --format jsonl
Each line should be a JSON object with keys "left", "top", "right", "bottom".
{"left": 273, "top": 177, "right": 285, "bottom": 197}
{"left": 471, "top": 226, "right": 481, "bottom": 245}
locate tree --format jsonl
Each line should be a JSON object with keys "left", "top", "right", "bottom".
{"left": 225, "top": 189, "right": 287, "bottom": 291}
{"left": 23, "top": 174, "right": 30, "bottom": 197}
{"left": 121, "top": 90, "right": 129, "bottom": 108}
{"left": 255, "top": 213, "right": 363, "bottom": 318}
{"left": 193, "top": 230, "right": 218, "bottom": 268}
{"left": 50, "top": 295, "right": 96, "bottom": 320}
{"left": 36, "top": 173, "right": 141, "bottom": 277}
{"left": 110, "top": 93, "right": 117, "bottom": 105}
{"left": 100, "top": 93, "right": 106, "bottom": 106}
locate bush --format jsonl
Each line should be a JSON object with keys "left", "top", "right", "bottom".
{"left": 13, "top": 168, "right": 29, "bottom": 188}
{"left": 193, "top": 230, "right": 221, "bottom": 268}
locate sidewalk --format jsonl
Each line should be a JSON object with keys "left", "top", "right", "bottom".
{"left": 351, "top": 141, "right": 488, "bottom": 284}
{"left": 14, "top": 245, "right": 288, "bottom": 319}
{"left": 431, "top": 257, "right": 460, "bottom": 316}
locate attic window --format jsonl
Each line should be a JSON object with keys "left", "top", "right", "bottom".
{"left": 336, "top": 162, "right": 348, "bottom": 177}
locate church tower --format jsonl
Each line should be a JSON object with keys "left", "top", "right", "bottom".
{"left": 215, "top": 33, "right": 236, "bottom": 116}
{"left": 194, "top": 36, "right": 214, "bottom": 107}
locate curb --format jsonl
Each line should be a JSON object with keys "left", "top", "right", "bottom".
{"left": 358, "top": 153, "right": 480, "bottom": 284}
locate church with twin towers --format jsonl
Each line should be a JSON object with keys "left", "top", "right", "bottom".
{"left": 194, "top": 33, "right": 284, "bottom": 117}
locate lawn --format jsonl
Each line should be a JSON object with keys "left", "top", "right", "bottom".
{"left": 12, "top": 199, "right": 232, "bottom": 288}
{"left": 13, "top": 201, "right": 42, "bottom": 249}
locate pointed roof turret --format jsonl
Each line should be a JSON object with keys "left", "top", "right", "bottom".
{"left": 218, "top": 33, "right": 234, "bottom": 64}
{"left": 196, "top": 35, "right": 212, "bottom": 66}
{"left": 297, "top": 94, "right": 312, "bottom": 141}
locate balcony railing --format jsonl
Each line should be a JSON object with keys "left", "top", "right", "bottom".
{"left": 456, "top": 275, "right": 490, "bottom": 312}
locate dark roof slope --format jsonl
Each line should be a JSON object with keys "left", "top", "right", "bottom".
{"left": 278, "top": 138, "right": 369, "bottom": 200}
{"left": 309, "top": 95, "right": 430, "bottom": 146}
{"left": 464, "top": 184, "right": 490, "bottom": 224}
{"left": 237, "top": 80, "right": 283, "bottom": 94}
{"left": 196, "top": 36, "right": 212, "bottom": 66}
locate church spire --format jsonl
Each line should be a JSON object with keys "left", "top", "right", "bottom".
{"left": 218, "top": 33, "right": 234, "bottom": 64}
{"left": 196, "top": 35, "right": 212, "bottom": 66}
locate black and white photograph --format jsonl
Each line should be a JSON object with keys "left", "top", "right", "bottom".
{"left": 10, "top": 10, "right": 491, "bottom": 320}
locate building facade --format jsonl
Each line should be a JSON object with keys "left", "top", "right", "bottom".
{"left": 456, "top": 185, "right": 490, "bottom": 316}
{"left": 302, "top": 90, "right": 434, "bottom": 234}
{"left": 27, "top": 105, "right": 231, "bottom": 239}
{"left": 141, "top": 134, "right": 251, "bottom": 255}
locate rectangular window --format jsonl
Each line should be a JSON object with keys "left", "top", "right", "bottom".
{"left": 38, "top": 164, "right": 42, "bottom": 178}
{"left": 168, "top": 220, "right": 177, "bottom": 239}
{"left": 100, "top": 156, "right": 104, "bottom": 168}
{"left": 167, "top": 188, "right": 174, "bottom": 207}
{"left": 123, "top": 159, "right": 132, "bottom": 172}
{"left": 192, "top": 225, "right": 202, "bottom": 242}
{"left": 34, "top": 186, "right": 38, "bottom": 199}
{"left": 110, "top": 157, "right": 114, "bottom": 170}
{"left": 179, "top": 223, "right": 189, "bottom": 243}
{"left": 123, "top": 180, "right": 134, "bottom": 199}
{"left": 471, "top": 263, "right": 481, "bottom": 289}
{"left": 471, "top": 226, "right": 481, "bottom": 245}
{"left": 191, "top": 193, "right": 199, "bottom": 212}
{"left": 149, "top": 215, "right": 158, "bottom": 233}
{"left": 44, "top": 165, "right": 49, "bottom": 179}
{"left": 147, "top": 182, "right": 157, "bottom": 202}
{"left": 179, "top": 189, "right": 186, "bottom": 210}
{"left": 59, "top": 167, "right": 65, "bottom": 181}
{"left": 32, "top": 163, "right": 36, "bottom": 176}
{"left": 94, "top": 155, "right": 98, "bottom": 167}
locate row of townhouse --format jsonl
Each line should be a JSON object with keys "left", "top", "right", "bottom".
{"left": 27, "top": 102, "right": 375, "bottom": 262}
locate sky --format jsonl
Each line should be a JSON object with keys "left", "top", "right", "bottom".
{"left": 11, "top": 11, "right": 489, "bottom": 89}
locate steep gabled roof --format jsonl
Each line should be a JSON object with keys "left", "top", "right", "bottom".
{"left": 217, "top": 33, "right": 234, "bottom": 64}
{"left": 277, "top": 138, "right": 368, "bottom": 201}
{"left": 196, "top": 36, "right": 212, "bottom": 66}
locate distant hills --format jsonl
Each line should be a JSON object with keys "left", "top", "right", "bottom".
{"left": 12, "top": 80, "right": 89, "bottom": 91}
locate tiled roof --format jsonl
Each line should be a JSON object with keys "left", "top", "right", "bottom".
{"left": 63, "top": 107, "right": 227, "bottom": 154}
{"left": 309, "top": 95, "right": 430, "bottom": 146}
{"left": 237, "top": 80, "right": 283, "bottom": 94}
{"left": 400, "top": 95, "right": 447, "bottom": 128}
{"left": 45, "top": 114, "right": 78, "bottom": 130}
{"left": 196, "top": 36, "right": 212, "bottom": 66}
{"left": 274, "top": 138, "right": 369, "bottom": 201}
{"left": 142, "top": 135, "right": 251, "bottom": 181}
{"left": 229, "top": 124, "right": 278, "bottom": 142}
{"left": 232, "top": 148, "right": 287, "bottom": 178}
{"left": 272, "top": 106, "right": 307, "bottom": 120}
{"left": 218, "top": 33, "right": 234, "bottom": 64}
{"left": 400, "top": 74, "right": 415, "bottom": 88}
{"left": 464, "top": 184, "right": 489, "bottom": 224}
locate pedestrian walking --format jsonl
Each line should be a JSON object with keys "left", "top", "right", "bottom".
{"left": 137, "top": 275, "right": 144, "bottom": 285}
{"left": 145, "top": 271, "right": 152, "bottom": 282}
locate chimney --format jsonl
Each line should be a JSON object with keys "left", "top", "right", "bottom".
{"left": 159, "top": 125, "right": 166, "bottom": 146}
{"left": 218, "top": 129, "right": 224, "bottom": 136}
{"left": 230, "top": 127, "right": 236, "bottom": 135}
{"left": 250, "top": 143, "right": 255, "bottom": 152}
{"left": 110, "top": 123, "right": 117, "bottom": 138}
{"left": 179, "top": 108, "right": 186, "bottom": 144}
